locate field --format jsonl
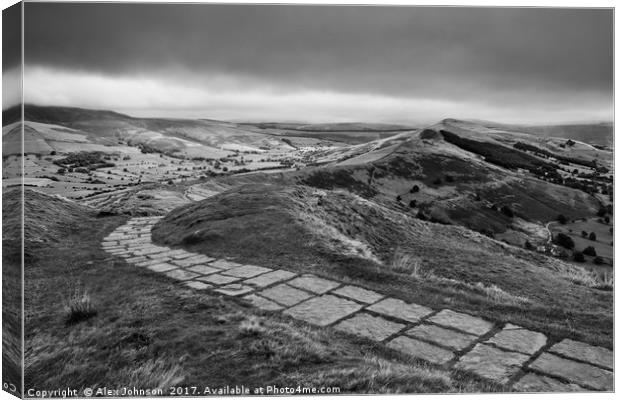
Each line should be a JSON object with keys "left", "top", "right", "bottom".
{"left": 551, "top": 218, "right": 614, "bottom": 271}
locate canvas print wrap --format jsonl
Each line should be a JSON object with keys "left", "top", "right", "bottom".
{"left": 1, "top": 2, "right": 614, "bottom": 397}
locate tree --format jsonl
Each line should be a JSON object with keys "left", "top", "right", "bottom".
{"left": 566, "top": 139, "right": 576, "bottom": 147}
{"left": 445, "top": 175, "right": 455, "bottom": 183}
{"left": 524, "top": 240, "right": 535, "bottom": 250}
{"left": 501, "top": 205, "right": 514, "bottom": 218}
{"left": 573, "top": 251, "right": 585, "bottom": 262}
{"left": 554, "top": 233, "right": 575, "bottom": 249}
{"left": 589, "top": 232, "right": 597, "bottom": 241}
{"left": 57, "top": 168, "right": 66, "bottom": 175}
{"left": 581, "top": 231, "right": 588, "bottom": 238}
{"left": 409, "top": 200, "right": 417, "bottom": 208}
{"left": 396, "top": 195, "right": 402, "bottom": 202}
{"left": 604, "top": 216, "right": 610, "bottom": 224}
{"left": 583, "top": 246, "right": 597, "bottom": 257}
{"left": 557, "top": 214, "right": 568, "bottom": 224}
{"left": 433, "top": 178, "right": 442, "bottom": 185}
{"left": 594, "top": 256, "right": 605, "bottom": 265}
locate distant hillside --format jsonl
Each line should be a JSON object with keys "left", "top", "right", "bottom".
{"left": 519, "top": 123, "right": 613, "bottom": 147}
{"left": 3, "top": 104, "right": 135, "bottom": 126}
{"left": 451, "top": 119, "right": 613, "bottom": 147}
{"left": 244, "top": 121, "right": 416, "bottom": 132}
{"left": 3, "top": 104, "right": 297, "bottom": 157}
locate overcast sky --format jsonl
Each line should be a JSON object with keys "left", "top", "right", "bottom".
{"left": 9, "top": 3, "right": 614, "bottom": 124}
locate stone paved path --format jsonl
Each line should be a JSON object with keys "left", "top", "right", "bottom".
{"left": 102, "top": 216, "right": 614, "bottom": 392}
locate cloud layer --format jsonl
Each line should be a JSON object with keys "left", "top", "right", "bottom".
{"left": 19, "top": 4, "right": 613, "bottom": 124}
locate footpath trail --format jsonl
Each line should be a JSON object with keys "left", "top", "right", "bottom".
{"left": 102, "top": 216, "right": 613, "bottom": 392}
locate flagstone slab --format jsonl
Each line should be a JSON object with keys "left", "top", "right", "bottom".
{"left": 125, "top": 256, "right": 148, "bottom": 263}
{"left": 221, "top": 265, "right": 273, "bottom": 278}
{"left": 243, "top": 294, "right": 284, "bottom": 311}
{"left": 148, "top": 256, "right": 173, "bottom": 265}
{"left": 184, "top": 281, "right": 213, "bottom": 290}
{"left": 103, "top": 247, "right": 124, "bottom": 252}
{"left": 334, "top": 312, "right": 405, "bottom": 341}
{"left": 172, "top": 256, "right": 216, "bottom": 268}
{"left": 243, "top": 270, "right": 297, "bottom": 288}
{"left": 107, "top": 249, "right": 132, "bottom": 255}
{"left": 170, "top": 251, "right": 197, "bottom": 260}
{"left": 187, "top": 264, "right": 221, "bottom": 276}
{"left": 147, "top": 252, "right": 175, "bottom": 261}
{"left": 406, "top": 324, "right": 477, "bottom": 351}
{"left": 332, "top": 285, "right": 384, "bottom": 304}
{"left": 284, "top": 295, "right": 362, "bottom": 326}
{"left": 147, "top": 263, "right": 178, "bottom": 273}
{"left": 387, "top": 336, "right": 454, "bottom": 365}
{"left": 485, "top": 324, "right": 547, "bottom": 355}
{"left": 133, "top": 247, "right": 169, "bottom": 256}
{"left": 548, "top": 339, "right": 613, "bottom": 370}
{"left": 528, "top": 352, "right": 613, "bottom": 391}
{"left": 197, "top": 274, "right": 241, "bottom": 285}
{"left": 512, "top": 373, "right": 585, "bottom": 392}
{"left": 136, "top": 258, "right": 170, "bottom": 268}
{"left": 367, "top": 298, "right": 433, "bottom": 323}
{"left": 209, "top": 260, "right": 244, "bottom": 270}
{"left": 215, "top": 283, "right": 254, "bottom": 296}
{"left": 164, "top": 269, "right": 201, "bottom": 281}
{"left": 120, "top": 238, "right": 151, "bottom": 245}
{"left": 165, "top": 249, "right": 193, "bottom": 257}
{"left": 287, "top": 274, "right": 340, "bottom": 294}
{"left": 260, "top": 284, "right": 314, "bottom": 307}
{"left": 428, "top": 310, "right": 494, "bottom": 336}
{"left": 455, "top": 344, "right": 530, "bottom": 384}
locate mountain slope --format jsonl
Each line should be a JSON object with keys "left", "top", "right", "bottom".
{"left": 152, "top": 183, "right": 612, "bottom": 347}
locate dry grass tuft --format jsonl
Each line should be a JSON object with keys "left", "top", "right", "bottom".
{"left": 472, "top": 282, "right": 530, "bottom": 305}
{"left": 63, "top": 286, "right": 97, "bottom": 324}
{"left": 593, "top": 272, "right": 613, "bottom": 291}
{"left": 391, "top": 251, "right": 424, "bottom": 276}
{"left": 551, "top": 262, "right": 614, "bottom": 290}
{"left": 246, "top": 322, "right": 338, "bottom": 366}
{"left": 123, "top": 359, "right": 185, "bottom": 390}
{"left": 390, "top": 249, "right": 530, "bottom": 305}
{"left": 286, "top": 356, "right": 454, "bottom": 393}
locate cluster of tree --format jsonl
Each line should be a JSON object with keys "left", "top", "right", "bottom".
{"left": 554, "top": 233, "right": 574, "bottom": 249}
{"left": 53, "top": 151, "right": 115, "bottom": 171}
{"left": 441, "top": 130, "right": 558, "bottom": 175}
{"left": 580, "top": 231, "right": 598, "bottom": 241}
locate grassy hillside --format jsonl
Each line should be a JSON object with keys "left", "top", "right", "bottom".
{"left": 152, "top": 183, "right": 612, "bottom": 348}
{"left": 296, "top": 134, "right": 599, "bottom": 240}
{"left": 22, "top": 189, "right": 498, "bottom": 393}
{"left": 2, "top": 189, "right": 23, "bottom": 394}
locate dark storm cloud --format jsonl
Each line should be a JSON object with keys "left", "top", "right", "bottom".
{"left": 3, "top": 2, "right": 21, "bottom": 70}
{"left": 24, "top": 4, "right": 612, "bottom": 98}
{"left": 20, "top": 3, "right": 613, "bottom": 123}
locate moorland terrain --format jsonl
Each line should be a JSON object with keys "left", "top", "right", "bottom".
{"left": 2, "top": 105, "right": 614, "bottom": 394}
